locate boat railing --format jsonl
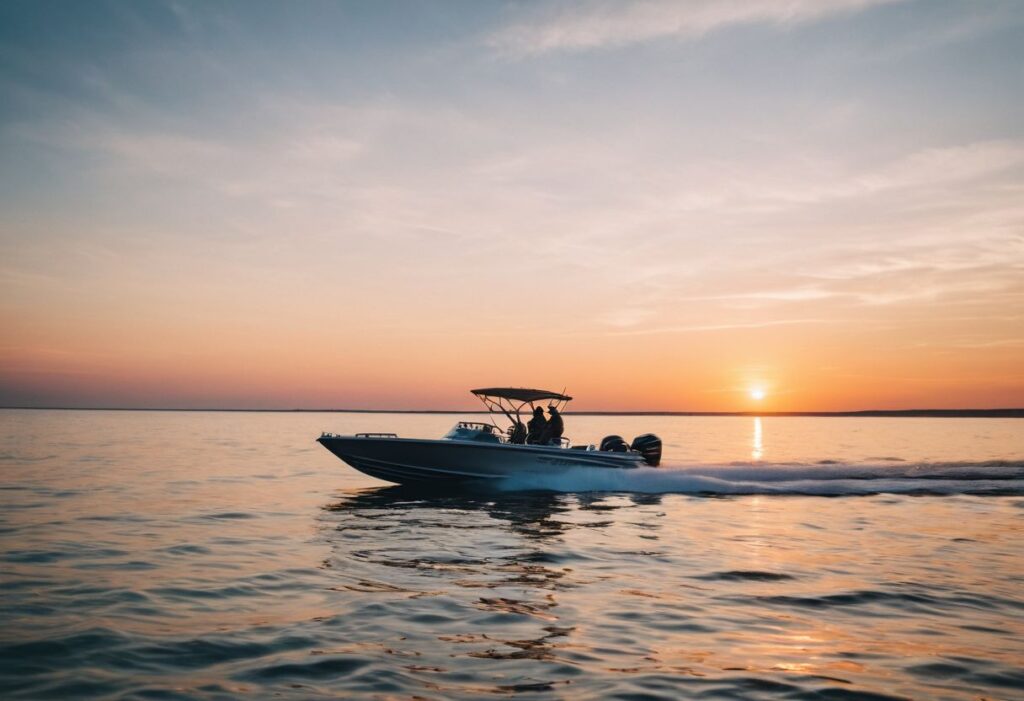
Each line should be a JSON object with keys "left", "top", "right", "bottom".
{"left": 456, "top": 421, "right": 498, "bottom": 433}
{"left": 319, "top": 432, "right": 398, "bottom": 439}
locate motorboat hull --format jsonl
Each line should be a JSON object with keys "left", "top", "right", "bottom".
{"left": 318, "top": 435, "right": 644, "bottom": 485}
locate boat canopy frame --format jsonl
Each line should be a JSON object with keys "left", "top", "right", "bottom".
{"left": 470, "top": 387, "right": 572, "bottom": 431}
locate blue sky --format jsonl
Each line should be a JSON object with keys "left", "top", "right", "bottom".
{"left": 1, "top": 0, "right": 1022, "bottom": 409}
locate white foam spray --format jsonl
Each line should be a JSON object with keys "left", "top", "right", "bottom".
{"left": 497, "top": 461, "right": 1024, "bottom": 496}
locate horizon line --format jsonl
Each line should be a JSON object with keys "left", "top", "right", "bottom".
{"left": 1, "top": 406, "right": 1022, "bottom": 418}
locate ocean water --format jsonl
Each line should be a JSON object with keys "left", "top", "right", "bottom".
{"left": 1, "top": 409, "right": 1023, "bottom": 700}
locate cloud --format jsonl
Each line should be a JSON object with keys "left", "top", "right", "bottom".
{"left": 839, "top": 141, "right": 1024, "bottom": 200}
{"left": 489, "top": 0, "right": 905, "bottom": 56}
{"left": 683, "top": 140, "right": 1024, "bottom": 212}
{"left": 600, "top": 317, "right": 838, "bottom": 336}
{"left": 8, "top": 95, "right": 1023, "bottom": 349}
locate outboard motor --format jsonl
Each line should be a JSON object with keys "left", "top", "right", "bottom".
{"left": 599, "top": 435, "right": 629, "bottom": 452}
{"left": 630, "top": 433, "right": 662, "bottom": 466}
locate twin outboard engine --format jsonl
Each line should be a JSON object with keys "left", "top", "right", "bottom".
{"left": 630, "top": 433, "right": 662, "bottom": 466}
{"left": 599, "top": 433, "right": 662, "bottom": 466}
{"left": 599, "top": 435, "right": 629, "bottom": 452}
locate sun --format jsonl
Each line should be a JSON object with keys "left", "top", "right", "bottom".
{"left": 749, "top": 387, "right": 766, "bottom": 401}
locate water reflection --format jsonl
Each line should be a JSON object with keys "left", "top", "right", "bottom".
{"left": 324, "top": 485, "right": 571, "bottom": 539}
{"left": 319, "top": 487, "right": 599, "bottom": 695}
{"left": 309, "top": 487, "right": 1024, "bottom": 700}
{"left": 752, "top": 416, "right": 764, "bottom": 461}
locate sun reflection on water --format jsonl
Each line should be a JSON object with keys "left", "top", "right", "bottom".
{"left": 752, "top": 416, "right": 763, "bottom": 461}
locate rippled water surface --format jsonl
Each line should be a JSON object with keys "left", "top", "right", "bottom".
{"left": 2, "top": 410, "right": 1023, "bottom": 699}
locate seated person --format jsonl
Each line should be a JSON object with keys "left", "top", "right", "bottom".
{"left": 544, "top": 405, "right": 564, "bottom": 444}
{"left": 526, "top": 406, "right": 548, "bottom": 444}
{"left": 508, "top": 420, "right": 527, "bottom": 444}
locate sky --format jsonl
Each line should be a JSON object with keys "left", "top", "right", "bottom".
{"left": 1, "top": 0, "right": 1022, "bottom": 411}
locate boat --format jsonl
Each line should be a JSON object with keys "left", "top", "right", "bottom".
{"left": 317, "top": 387, "right": 662, "bottom": 485}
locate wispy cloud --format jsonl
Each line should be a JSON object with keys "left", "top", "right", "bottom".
{"left": 598, "top": 318, "right": 838, "bottom": 336}
{"left": 489, "top": 0, "right": 905, "bottom": 56}
{"left": 653, "top": 140, "right": 1024, "bottom": 213}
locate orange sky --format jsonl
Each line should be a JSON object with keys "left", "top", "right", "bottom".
{"left": 1, "top": 2, "right": 1023, "bottom": 410}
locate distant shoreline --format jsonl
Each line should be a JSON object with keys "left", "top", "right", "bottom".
{"left": 2, "top": 407, "right": 1022, "bottom": 418}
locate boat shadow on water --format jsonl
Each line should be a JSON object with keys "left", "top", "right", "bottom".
{"left": 321, "top": 484, "right": 665, "bottom": 540}
{"left": 316, "top": 484, "right": 669, "bottom": 615}
{"left": 311, "top": 485, "right": 677, "bottom": 695}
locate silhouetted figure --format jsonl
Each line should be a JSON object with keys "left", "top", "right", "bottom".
{"left": 544, "top": 405, "right": 564, "bottom": 444}
{"left": 526, "top": 406, "right": 548, "bottom": 444}
{"left": 508, "top": 420, "right": 527, "bottom": 444}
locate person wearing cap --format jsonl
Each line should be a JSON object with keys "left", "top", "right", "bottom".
{"left": 526, "top": 406, "right": 548, "bottom": 444}
{"left": 544, "top": 405, "right": 564, "bottom": 445}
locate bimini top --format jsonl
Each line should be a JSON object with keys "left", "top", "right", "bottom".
{"left": 471, "top": 387, "right": 572, "bottom": 403}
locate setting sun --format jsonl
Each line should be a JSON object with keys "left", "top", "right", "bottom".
{"left": 750, "top": 388, "right": 766, "bottom": 401}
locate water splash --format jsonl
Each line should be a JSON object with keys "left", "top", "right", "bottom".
{"left": 498, "top": 461, "right": 1024, "bottom": 495}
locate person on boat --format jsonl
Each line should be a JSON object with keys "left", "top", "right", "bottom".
{"left": 508, "top": 420, "right": 527, "bottom": 444}
{"left": 526, "top": 406, "right": 548, "bottom": 444}
{"left": 544, "top": 405, "right": 564, "bottom": 444}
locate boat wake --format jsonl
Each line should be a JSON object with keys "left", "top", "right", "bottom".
{"left": 497, "top": 460, "right": 1024, "bottom": 496}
